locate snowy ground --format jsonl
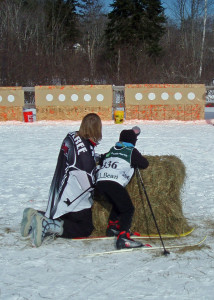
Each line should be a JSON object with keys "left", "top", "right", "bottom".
{"left": 0, "top": 115, "right": 214, "bottom": 300}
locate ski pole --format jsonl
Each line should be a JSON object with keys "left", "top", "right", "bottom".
{"left": 66, "top": 185, "right": 93, "bottom": 206}
{"left": 136, "top": 168, "right": 170, "bottom": 256}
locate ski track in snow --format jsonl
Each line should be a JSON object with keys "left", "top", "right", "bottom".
{"left": 0, "top": 120, "right": 214, "bottom": 300}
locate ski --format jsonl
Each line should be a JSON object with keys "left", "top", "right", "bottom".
{"left": 73, "top": 227, "right": 195, "bottom": 241}
{"left": 82, "top": 235, "right": 207, "bottom": 257}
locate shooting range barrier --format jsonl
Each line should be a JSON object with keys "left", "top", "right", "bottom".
{"left": 0, "top": 87, "right": 24, "bottom": 121}
{"left": 92, "top": 155, "right": 192, "bottom": 236}
{"left": 125, "top": 84, "right": 205, "bottom": 120}
{"left": 0, "top": 84, "right": 207, "bottom": 121}
{"left": 35, "top": 85, "right": 113, "bottom": 121}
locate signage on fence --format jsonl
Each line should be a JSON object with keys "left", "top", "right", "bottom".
{"left": 35, "top": 85, "right": 113, "bottom": 121}
{"left": 0, "top": 87, "right": 24, "bottom": 107}
{"left": 125, "top": 84, "right": 206, "bottom": 105}
{"left": 35, "top": 85, "right": 113, "bottom": 107}
{"left": 0, "top": 87, "right": 24, "bottom": 121}
{"left": 125, "top": 84, "right": 206, "bottom": 120}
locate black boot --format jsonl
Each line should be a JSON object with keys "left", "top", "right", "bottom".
{"left": 106, "top": 220, "right": 120, "bottom": 237}
{"left": 116, "top": 231, "right": 143, "bottom": 250}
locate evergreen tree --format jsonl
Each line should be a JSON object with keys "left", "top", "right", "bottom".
{"left": 45, "top": 0, "right": 79, "bottom": 48}
{"left": 105, "top": 0, "right": 166, "bottom": 56}
{"left": 76, "top": 0, "right": 107, "bottom": 80}
{"left": 78, "top": 0, "right": 103, "bottom": 18}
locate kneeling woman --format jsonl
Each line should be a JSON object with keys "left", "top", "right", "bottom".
{"left": 21, "top": 113, "right": 102, "bottom": 247}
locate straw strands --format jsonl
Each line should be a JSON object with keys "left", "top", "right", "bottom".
{"left": 92, "top": 155, "right": 192, "bottom": 236}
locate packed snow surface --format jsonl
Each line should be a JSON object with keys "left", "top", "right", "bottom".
{"left": 0, "top": 119, "right": 214, "bottom": 300}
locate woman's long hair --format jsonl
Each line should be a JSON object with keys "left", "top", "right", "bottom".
{"left": 78, "top": 113, "right": 102, "bottom": 143}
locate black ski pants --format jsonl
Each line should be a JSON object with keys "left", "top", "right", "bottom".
{"left": 95, "top": 180, "right": 134, "bottom": 232}
{"left": 60, "top": 208, "right": 94, "bottom": 238}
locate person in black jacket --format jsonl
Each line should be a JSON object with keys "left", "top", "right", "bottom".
{"left": 21, "top": 113, "right": 102, "bottom": 247}
{"left": 96, "top": 128, "right": 149, "bottom": 249}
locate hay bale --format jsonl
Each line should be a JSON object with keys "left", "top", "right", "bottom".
{"left": 92, "top": 155, "right": 192, "bottom": 236}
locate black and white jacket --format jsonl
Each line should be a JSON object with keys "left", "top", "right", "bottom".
{"left": 45, "top": 131, "right": 96, "bottom": 219}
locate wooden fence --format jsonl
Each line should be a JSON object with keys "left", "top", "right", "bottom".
{"left": 0, "top": 84, "right": 213, "bottom": 121}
